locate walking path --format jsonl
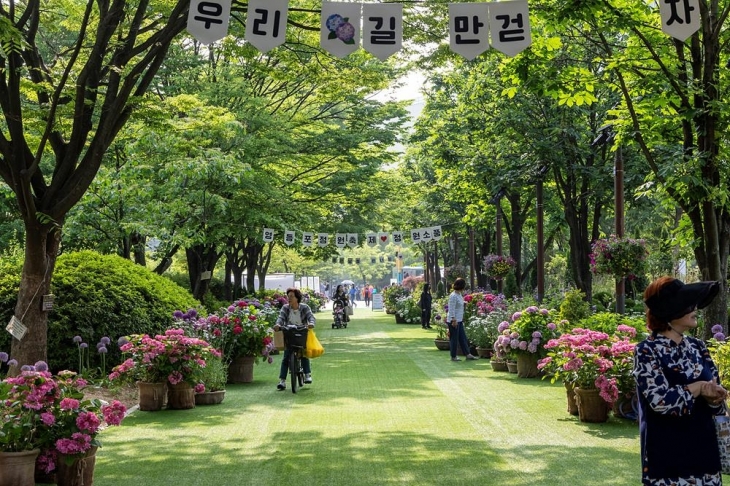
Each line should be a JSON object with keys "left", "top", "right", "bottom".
{"left": 97, "top": 307, "right": 640, "bottom": 485}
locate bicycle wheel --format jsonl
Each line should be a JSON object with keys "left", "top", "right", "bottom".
{"left": 289, "top": 351, "right": 299, "bottom": 394}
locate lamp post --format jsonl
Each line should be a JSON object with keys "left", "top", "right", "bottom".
{"left": 535, "top": 165, "right": 549, "bottom": 303}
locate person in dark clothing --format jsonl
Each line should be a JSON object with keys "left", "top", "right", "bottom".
{"left": 634, "top": 276, "right": 727, "bottom": 485}
{"left": 333, "top": 284, "right": 350, "bottom": 323}
{"left": 419, "top": 283, "right": 433, "bottom": 329}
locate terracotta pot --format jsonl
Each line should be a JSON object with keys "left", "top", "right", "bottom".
{"left": 195, "top": 390, "right": 226, "bottom": 406}
{"left": 434, "top": 338, "right": 450, "bottom": 351}
{"left": 137, "top": 382, "right": 167, "bottom": 411}
{"left": 564, "top": 381, "right": 579, "bottom": 415}
{"left": 167, "top": 382, "right": 195, "bottom": 410}
{"left": 57, "top": 446, "right": 97, "bottom": 486}
{"left": 490, "top": 359, "right": 509, "bottom": 372}
{"left": 228, "top": 355, "right": 256, "bottom": 383}
{"left": 574, "top": 387, "right": 610, "bottom": 423}
{"left": 506, "top": 361, "right": 518, "bottom": 373}
{"left": 476, "top": 347, "right": 493, "bottom": 359}
{"left": 0, "top": 449, "right": 40, "bottom": 486}
{"left": 516, "top": 353, "right": 540, "bottom": 378}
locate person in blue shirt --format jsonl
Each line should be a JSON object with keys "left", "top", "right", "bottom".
{"left": 446, "top": 278, "right": 478, "bottom": 362}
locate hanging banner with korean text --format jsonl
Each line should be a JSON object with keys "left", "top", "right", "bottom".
{"left": 187, "top": 0, "right": 232, "bottom": 44}
{"left": 366, "top": 232, "right": 377, "bottom": 247}
{"left": 347, "top": 233, "right": 359, "bottom": 248}
{"left": 449, "top": 3, "right": 490, "bottom": 60}
{"left": 302, "top": 232, "right": 314, "bottom": 247}
{"left": 421, "top": 227, "right": 433, "bottom": 243}
{"left": 245, "top": 0, "right": 289, "bottom": 53}
{"left": 321, "top": 2, "right": 361, "bottom": 58}
{"left": 284, "top": 230, "right": 296, "bottom": 246}
{"left": 488, "top": 0, "right": 531, "bottom": 57}
{"left": 659, "top": 0, "right": 700, "bottom": 41}
{"left": 335, "top": 233, "right": 347, "bottom": 248}
{"left": 318, "top": 233, "right": 330, "bottom": 247}
{"left": 410, "top": 228, "right": 423, "bottom": 244}
{"left": 362, "top": 3, "right": 403, "bottom": 61}
{"left": 391, "top": 231, "right": 404, "bottom": 245}
{"left": 378, "top": 232, "right": 390, "bottom": 246}
{"left": 431, "top": 226, "right": 443, "bottom": 241}
{"left": 263, "top": 228, "right": 275, "bottom": 243}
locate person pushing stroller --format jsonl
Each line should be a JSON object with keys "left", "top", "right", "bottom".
{"left": 333, "top": 284, "right": 351, "bottom": 325}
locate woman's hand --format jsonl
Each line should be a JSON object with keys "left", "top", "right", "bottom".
{"left": 307, "top": 324, "right": 314, "bottom": 329}
{"left": 451, "top": 320, "right": 457, "bottom": 328}
{"left": 702, "top": 380, "right": 728, "bottom": 405}
{"left": 274, "top": 325, "right": 281, "bottom": 331}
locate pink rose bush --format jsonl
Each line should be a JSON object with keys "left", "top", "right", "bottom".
{"left": 538, "top": 325, "right": 638, "bottom": 404}
{"left": 0, "top": 366, "right": 126, "bottom": 473}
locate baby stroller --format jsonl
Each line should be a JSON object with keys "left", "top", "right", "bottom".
{"left": 332, "top": 298, "right": 348, "bottom": 329}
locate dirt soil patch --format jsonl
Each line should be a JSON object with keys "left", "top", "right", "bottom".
{"left": 83, "top": 383, "right": 139, "bottom": 411}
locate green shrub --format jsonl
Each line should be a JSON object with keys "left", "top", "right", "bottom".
{"left": 578, "top": 312, "right": 645, "bottom": 335}
{"left": 559, "top": 288, "right": 591, "bottom": 325}
{"left": 35, "top": 251, "right": 198, "bottom": 374}
{"left": 592, "top": 291, "right": 613, "bottom": 311}
{"left": 382, "top": 285, "right": 409, "bottom": 314}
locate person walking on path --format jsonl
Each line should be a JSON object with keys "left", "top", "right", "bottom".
{"left": 364, "top": 285, "right": 371, "bottom": 307}
{"left": 446, "top": 278, "right": 478, "bottom": 361}
{"left": 274, "top": 287, "right": 316, "bottom": 391}
{"left": 634, "top": 276, "right": 727, "bottom": 485}
{"left": 419, "top": 283, "right": 432, "bottom": 329}
{"left": 349, "top": 285, "right": 357, "bottom": 307}
{"left": 333, "top": 284, "right": 350, "bottom": 323}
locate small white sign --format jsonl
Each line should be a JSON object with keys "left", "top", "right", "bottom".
{"left": 187, "top": 0, "right": 232, "bottom": 44}
{"left": 321, "top": 1, "right": 361, "bottom": 58}
{"left": 201, "top": 271, "right": 212, "bottom": 281}
{"left": 489, "top": 0, "right": 531, "bottom": 57}
{"left": 362, "top": 3, "right": 403, "bottom": 61}
{"left": 372, "top": 293, "right": 384, "bottom": 311}
{"left": 6, "top": 315, "right": 27, "bottom": 341}
{"left": 245, "top": 0, "right": 289, "bottom": 53}
{"left": 659, "top": 0, "right": 700, "bottom": 41}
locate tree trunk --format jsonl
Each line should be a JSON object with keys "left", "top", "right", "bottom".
{"left": 186, "top": 244, "right": 220, "bottom": 302}
{"left": 9, "top": 223, "right": 61, "bottom": 374}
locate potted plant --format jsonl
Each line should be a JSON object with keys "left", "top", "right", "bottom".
{"left": 463, "top": 293, "right": 508, "bottom": 358}
{"left": 394, "top": 296, "right": 421, "bottom": 324}
{"left": 538, "top": 325, "right": 638, "bottom": 422}
{"left": 109, "top": 329, "right": 220, "bottom": 410}
{"left": 589, "top": 235, "right": 648, "bottom": 280}
{"left": 1, "top": 365, "right": 126, "bottom": 486}
{"left": 433, "top": 315, "right": 451, "bottom": 351}
{"left": 195, "top": 355, "right": 228, "bottom": 405}
{"left": 483, "top": 254, "right": 516, "bottom": 280}
{"left": 500, "top": 306, "right": 560, "bottom": 378}
{"left": 382, "top": 285, "right": 409, "bottom": 314}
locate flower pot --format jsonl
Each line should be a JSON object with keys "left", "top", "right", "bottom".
{"left": 195, "top": 390, "right": 226, "bottom": 405}
{"left": 490, "top": 359, "right": 509, "bottom": 372}
{"left": 137, "top": 382, "right": 167, "bottom": 411}
{"left": 434, "top": 338, "right": 450, "bottom": 351}
{"left": 476, "top": 347, "right": 493, "bottom": 359}
{"left": 228, "top": 355, "right": 256, "bottom": 383}
{"left": 0, "top": 449, "right": 40, "bottom": 486}
{"left": 564, "top": 381, "right": 579, "bottom": 416}
{"left": 506, "top": 361, "right": 518, "bottom": 373}
{"left": 574, "top": 387, "right": 609, "bottom": 423}
{"left": 516, "top": 353, "right": 539, "bottom": 378}
{"left": 57, "top": 446, "right": 97, "bottom": 486}
{"left": 167, "top": 382, "right": 196, "bottom": 410}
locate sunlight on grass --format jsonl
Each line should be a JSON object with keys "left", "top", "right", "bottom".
{"left": 95, "top": 307, "right": 640, "bottom": 485}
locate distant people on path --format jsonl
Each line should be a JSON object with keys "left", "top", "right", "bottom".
{"left": 349, "top": 285, "right": 357, "bottom": 307}
{"left": 446, "top": 278, "right": 478, "bottom": 362}
{"left": 364, "top": 285, "right": 371, "bottom": 307}
{"left": 334, "top": 284, "right": 350, "bottom": 322}
{"left": 635, "top": 276, "right": 727, "bottom": 485}
{"left": 419, "top": 283, "right": 432, "bottom": 329}
{"left": 274, "top": 288, "right": 316, "bottom": 391}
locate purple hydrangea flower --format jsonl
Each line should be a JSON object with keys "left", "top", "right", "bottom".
{"left": 518, "top": 341, "right": 528, "bottom": 350}
{"left": 326, "top": 14, "right": 345, "bottom": 32}
{"left": 34, "top": 361, "right": 49, "bottom": 371}
{"left": 712, "top": 324, "right": 724, "bottom": 334}
{"left": 117, "top": 336, "right": 129, "bottom": 347}
{"left": 547, "top": 322, "right": 557, "bottom": 331}
{"left": 0, "top": 352, "right": 7, "bottom": 362}
{"left": 173, "top": 310, "right": 184, "bottom": 319}
{"left": 21, "top": 364, "right": 33, "bottom": 371}
{"left": 336, "top": 22, "right": 355, "bottom": 42}
{"left": 526, "top": 306, "right": 538, "bottom": 314}
{"left": 512, "top": 312, "right": 522, "bottom": 321}
{"left": 714, "top": 332, "right": 726, "bottom": 342}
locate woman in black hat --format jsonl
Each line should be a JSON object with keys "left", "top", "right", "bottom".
{"left": 634, "top": 276, "right": 728, "bottom": 485}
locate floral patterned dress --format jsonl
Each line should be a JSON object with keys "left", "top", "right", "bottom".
{"left": 633, "top": 333, "right": 725, "bottom": 485}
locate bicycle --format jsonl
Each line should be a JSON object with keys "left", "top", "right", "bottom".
{"left": 281, "top": 325, "right": 308, "bottom": 394}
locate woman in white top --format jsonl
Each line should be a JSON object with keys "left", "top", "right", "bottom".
{"left": 446, "top": 278, "right": 478, "bottom": 362}
{"left": 274, "top": 288, "right": 316, "bottom": 390}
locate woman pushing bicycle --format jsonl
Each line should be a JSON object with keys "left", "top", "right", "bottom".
{"left": 274, "top": 287, "right": 315, "bottom": 391}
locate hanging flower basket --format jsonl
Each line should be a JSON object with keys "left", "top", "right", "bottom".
{"left": 589, "top": 236, "right": 648, "bottom": 280}
{"left": 483, "top": 254, "right": 516, "bottom": 280}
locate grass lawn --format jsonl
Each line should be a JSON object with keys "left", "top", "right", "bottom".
{"left": 94, "top": 306, "right": 641, "bottom": 485}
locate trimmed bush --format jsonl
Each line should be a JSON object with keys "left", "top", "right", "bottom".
{"left": 0, "top": 250, "right": 199, "bottom": 374}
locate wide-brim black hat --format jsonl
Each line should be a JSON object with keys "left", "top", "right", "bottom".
{"left": 645, "top": 279, "right": 720, "bottom": 322}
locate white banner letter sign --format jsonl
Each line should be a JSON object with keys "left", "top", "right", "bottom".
{"left": 489, "top": 0, "right": 531, "bottom": 57}
{"left": 366, "top": 232, "right": 377, "bottom": 247}
{"left": 410, "top": 228, "right": 422, "bottom": 244}
{"left": 262, "top": 228, "right": 274, "bottom": 243}
{"left": 391, "top": 231, "right": 403, "bottom": 245}
{"left": 335, "top": 233, "right": 347, "bottom": 248}
{"left": 321, "top": 2, "right": 361, "bottom": 58}
{"left": 245, "top": 0, "right": 289, "bottom": 53}
{"left": 362, "top": 3, "right": 403, "bottom": 61}
{"left": 302, "top": 232, "right": 314, "bottom": 247}
{"left": 378, "top": 232, "right": 390, "bottom": 246}
{"left": 187, "top": 0, "right": 232, "bottom": 44}
{"left": 421, "top": 227, "right": 433, "bottom": 244}
{"left": 431, "top": 226, "right": 443, "bottom": 241}
{"left": 318, "top": 233, "right": 330, "bottom": 247}
{"left": 449, "top": 3, "right": 490, "bottom": 60}
{"left": 284, "top": 230, "right": 296, "bottom": 246}
{"left": 347, "top": 233, "right": 359, "bottom": 248}
{"left": 659, "top": 0, "right": 700, "bottom": 41}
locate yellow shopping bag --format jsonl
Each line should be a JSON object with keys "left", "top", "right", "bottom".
{"left": 304, "top": 329, "right": 325, "bottom": 359}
